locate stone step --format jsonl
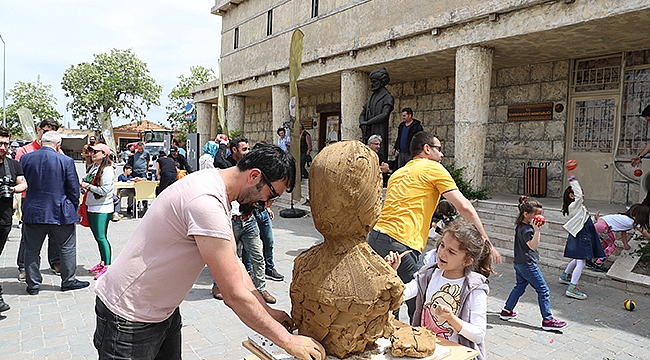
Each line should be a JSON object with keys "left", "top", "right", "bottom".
{"left": 489, "top": 232, "right": 569, "bottom": 262}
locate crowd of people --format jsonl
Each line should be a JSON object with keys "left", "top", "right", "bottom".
{"left": 0, "top": 107, "right": 649, "bottom": 360}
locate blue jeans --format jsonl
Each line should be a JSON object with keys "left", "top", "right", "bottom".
{"left": 505, "top": 263, "right": 553, "bottom": 320}
{"left": 94, "top": 297, "right": 182, "bottom": 360}
{"left": 233, "top": 217, "right": 265, "bottom": 292}
{"left": 242, "top": 210, "right": 275, "bottom": 272}
{"left": 300, "top": 153, "right": 309, "bottom": 178}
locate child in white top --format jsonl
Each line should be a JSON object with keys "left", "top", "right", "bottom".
{"left": 591, "top": 204, "right": 650, "bottom": 271}
{"left": 559, "top": 165, "right": 605, "bottom": 300}
{"left": 386, "top": 220, "right": 492, "bottom": 360}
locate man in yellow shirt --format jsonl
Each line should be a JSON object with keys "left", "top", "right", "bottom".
{"left": 368, "top": 131, "right": 499, "bottom": 323}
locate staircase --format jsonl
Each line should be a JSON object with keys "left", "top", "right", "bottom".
{"left": 473, "top": 198, "right": 650, "bottom": 293}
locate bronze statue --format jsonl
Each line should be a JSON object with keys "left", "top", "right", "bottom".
{"left": 359, "top": 67, "right": 394, "bottom": 160}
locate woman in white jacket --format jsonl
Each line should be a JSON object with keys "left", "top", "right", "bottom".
{"left": 80, "top": 143, "right": 115, "bottom": 280}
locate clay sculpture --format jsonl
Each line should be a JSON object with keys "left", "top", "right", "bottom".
{"left": 290, "top": 140, "right": 405, "bottom": 358}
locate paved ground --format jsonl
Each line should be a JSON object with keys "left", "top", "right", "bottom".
{"left": 0, "top": 205, "right": 649, "bottom": 359}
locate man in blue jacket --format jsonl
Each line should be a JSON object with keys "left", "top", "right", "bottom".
{"left": 20, "top": 131, "right": 89, "bottom": 295}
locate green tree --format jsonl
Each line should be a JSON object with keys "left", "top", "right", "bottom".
{"left": 61, "top": 48, "right": 162, "bottom": 129}
{"left": 166, "top": 66, "right": 216, "bottom": 137}
{"left": 3, "top": 76, "right": 62, "bottom": 137}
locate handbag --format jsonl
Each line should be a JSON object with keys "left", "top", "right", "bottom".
{"left": 78, "top": 191, "right": 90, "bottom": 227}
{"left": 78, "top": 174, "right": 97, "bottom": 228}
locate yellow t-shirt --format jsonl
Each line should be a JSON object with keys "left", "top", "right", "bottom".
{"left": 374, "top": 159, "right": 457, "bottom": 252}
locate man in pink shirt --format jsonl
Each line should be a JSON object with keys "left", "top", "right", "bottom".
{"left": 16, "top": 119, "right": 64, "bottom": 282}
{"left": 94, "top": 145, "right": 326, "bottom": 360}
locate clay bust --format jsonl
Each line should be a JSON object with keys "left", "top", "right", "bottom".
{"left": 359, "top": 67, "right": 394, "bottom": 161}
{"left": 290, "top": 141, "right": 404, "bottom": 358}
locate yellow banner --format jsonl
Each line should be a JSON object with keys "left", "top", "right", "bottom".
{"left": 289, "top": 29, "right": 304, "bottom": 200}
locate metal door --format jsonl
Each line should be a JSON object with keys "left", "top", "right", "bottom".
{"left": 566, "top": 96, "right": 618, "bottom": 201}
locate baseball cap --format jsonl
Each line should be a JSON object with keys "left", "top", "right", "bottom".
{"left": 89, "top": 144, "right": 111, "bottom": 155}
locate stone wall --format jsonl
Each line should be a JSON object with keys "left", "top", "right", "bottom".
{"left": 243, "top": 90, "right": 341, "bottom": 154}
{"left": 381, "top": 60, "right": 569, "bottom": 197}
{"left": 243, "top": 102, "right": 272, "bottom": 145}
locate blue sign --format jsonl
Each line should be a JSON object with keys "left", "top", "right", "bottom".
{"left": 185, "top": 103, "right": 195, "bottom": 121}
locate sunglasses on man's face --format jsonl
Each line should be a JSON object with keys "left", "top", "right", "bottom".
{"left": 260, "top": 170, "right": 280, "bottom": 201}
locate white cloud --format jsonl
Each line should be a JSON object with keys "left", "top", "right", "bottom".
{"left": 0, "top": 0, "right": 222, "bottom": 128}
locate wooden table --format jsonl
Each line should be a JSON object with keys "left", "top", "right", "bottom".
{"left": 242, "top": 335, "right": 478, "bottom": 360}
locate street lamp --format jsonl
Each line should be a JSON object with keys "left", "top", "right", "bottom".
{"left": 0, "top": 34, "right": 5, "bottom": 127}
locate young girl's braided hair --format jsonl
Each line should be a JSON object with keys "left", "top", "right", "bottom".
{"left": 440, "top": 219, "right": 494, "bottom": 278}
{"left": 515, "top": 196, "right": 543, "bottom": 226}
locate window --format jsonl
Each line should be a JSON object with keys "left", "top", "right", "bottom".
{"left": 311, "top": 0, "right": 318, "bottom": 18}
{"left": 234, "top": 27, "right": 239, "bottom": 49}
{"left": 267, "top": 10, "right": 273, "bottom": 36}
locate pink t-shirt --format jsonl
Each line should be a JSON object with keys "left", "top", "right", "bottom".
{"left": 95, "top": 168, "right": 232, "bottom": 322}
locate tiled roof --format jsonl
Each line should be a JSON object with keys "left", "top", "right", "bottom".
{"left": 113, "top": 120, "right": 170, "bottom": 132}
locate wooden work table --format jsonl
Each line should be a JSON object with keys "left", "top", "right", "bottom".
{"left": 242, "top": 334, "right": 478, "bottom": 360}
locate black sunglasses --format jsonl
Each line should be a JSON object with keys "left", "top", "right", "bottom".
{"left": 260, "top": 170, "right": 280, "bottom": 201}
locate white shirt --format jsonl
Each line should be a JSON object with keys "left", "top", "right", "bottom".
{"left": 601, "top": 214, "right": 635, "bottom": 232}
{"left": 404, "top": 268, "right": 486, "bottom": 345}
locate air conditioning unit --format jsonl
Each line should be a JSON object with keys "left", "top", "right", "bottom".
{"left": 638, "top": 159, "right": 650, "bottom": 203}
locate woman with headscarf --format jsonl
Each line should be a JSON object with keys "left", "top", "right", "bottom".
{"left": 199, "top": 141, "right": 219, "bottom": 170}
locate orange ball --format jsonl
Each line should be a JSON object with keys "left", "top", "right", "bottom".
{"left": 533, "top": 214, "right": 545, "bottom": 226}
{"left": 565, "top": 159, "right": 577, "bottom": 171}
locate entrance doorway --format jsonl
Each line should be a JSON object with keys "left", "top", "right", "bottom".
{"left": 566, "top": 95, "right": 619, "bottom": 201}
{"left": 318, "top": 112, "right": 341, "bottom": 150}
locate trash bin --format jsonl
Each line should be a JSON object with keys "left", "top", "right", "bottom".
{"left": 523, "top": 162, "right": 550, "bottom": 197}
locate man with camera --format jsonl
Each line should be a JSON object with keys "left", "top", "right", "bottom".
{"left": 0, "top": 126, "right": 27, "bottom": 312}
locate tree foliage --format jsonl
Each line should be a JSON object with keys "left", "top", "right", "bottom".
{"left": 3, "top": 76, "right": 62, "bottom": 137}
{"left": 61, "top": 48, "right": 162, "bottom": 130}
{"left": 166, "top": 66, "right": 216, "bottom": 135}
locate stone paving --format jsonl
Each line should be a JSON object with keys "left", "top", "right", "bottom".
{"left": 0, "top": 206, "right": 649, "bottom": 359}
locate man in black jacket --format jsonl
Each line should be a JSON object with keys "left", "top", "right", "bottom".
{"left": 392, "top": 107, "right": 423, "bottom": 169}
{"left": 169, "top": 146, "right": 193, "bottom": 173}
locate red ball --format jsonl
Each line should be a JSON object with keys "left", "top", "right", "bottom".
{"left": 565, "top": 159, "right": 577, "bottom": 171}
{"left": 634, "top": 169, "right": 643, "bottom": 177}
{"left": 533, "top": 214, "right": 546, "bottom": 226}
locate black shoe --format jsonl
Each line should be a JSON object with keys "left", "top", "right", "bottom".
{"left": 0, "top": 297, "right": 10, "bottom": 312}
{"left": 26, "top": 287, "right": 39, "bottom": 295}
{"left": 265, "top": 268, "right": 285, "bottom": 281}
{"left": 586, "top": 259, "right": 595, "bottom": 268}
{"left": 61, "top": 280, "right": 90, "bottom": 292}
{"left": 591, "top": 262, "right": 609, "bottom": 272}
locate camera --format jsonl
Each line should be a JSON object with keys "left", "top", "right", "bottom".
{"left": 0, "top": 175, "right": 14, "bottom": 200}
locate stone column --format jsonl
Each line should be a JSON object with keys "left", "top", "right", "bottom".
{"left": 210, "top": 105, "right": 219, "bottom": 140}
{"left": 227, "top": 95, "right": 245, "bottom": 136}
{"left": 272, "top": 85, "right": 290, "bottom": 139}
{"left": 454, "top": 45, "right": 493, "bottom": 190}
{"left": 196, "top": 102, "right": 212, "bottom": 150}
{"left": 340, "top": 70, "right": 369, "bottom": 142}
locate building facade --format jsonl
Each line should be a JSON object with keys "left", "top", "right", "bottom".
{"left": 192, "top": 0, "right": 650, "bottom": 203}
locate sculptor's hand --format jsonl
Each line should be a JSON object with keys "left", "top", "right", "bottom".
{"left": 380, "top": 162, "right": 390, "bottom": 173}
{"left": 283, "top": 335, "right": 326, "bottom": 360}
{"left": 267, "top": 308, "right": 291, "bottom": 323}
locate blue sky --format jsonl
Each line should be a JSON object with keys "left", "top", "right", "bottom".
{"left": 0, "top": 0, "right": 221, "bottom": 128}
